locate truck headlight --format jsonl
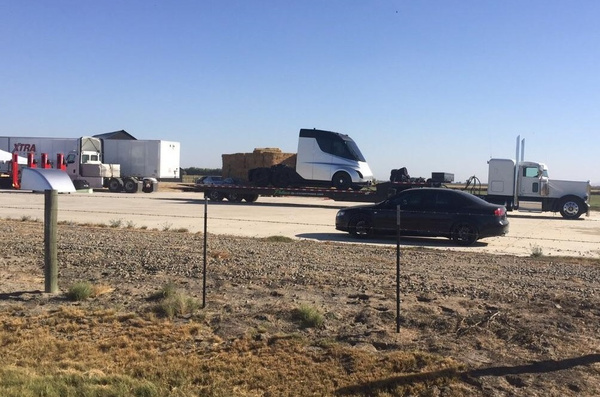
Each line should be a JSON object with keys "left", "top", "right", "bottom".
{"left": 337, "top": 211, "right": 345, "bottom": 217}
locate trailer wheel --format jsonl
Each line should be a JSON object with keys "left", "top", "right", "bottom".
{"left": 207, "top": 190, "right": 224, "bottom": 201}
{"left": 332, "top": 172, "right": 351, "bottom": 190}
{"left": 559, "top": 196, "right": 584, "bottom": 219}
{"left": 142, "top": 179, "right": 155, "bottom": 193}
{"left": 108, "top": 178, "right": 123, "bottom": 192}
{"left": 123, "top": 178, "right": 138, "bottom": 193}
{"left": 227, "top": 192, "right": 243, "bottom": 202}
{"left": 451, "top": 222, "right": 479, "bottom": 246}
{"left": 349, "top": 215, "right": 373, "bottom": 238}
{"left": 243, "top": 194, "right": 259, "bottom": 203}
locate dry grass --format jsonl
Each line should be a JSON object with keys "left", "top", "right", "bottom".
{"left": 0, "top": 307, "right": 465, "bottom": 396}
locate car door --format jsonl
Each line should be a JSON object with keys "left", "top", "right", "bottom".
{"left": 431, "top": 190, "right": 462, "bottom": 234}
{"left": 378, "top": 190, "right": 429, "bottom": 234}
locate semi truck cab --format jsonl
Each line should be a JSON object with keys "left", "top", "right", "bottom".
{"left": 486, "top": 158, "right": 590, "bottom": 219}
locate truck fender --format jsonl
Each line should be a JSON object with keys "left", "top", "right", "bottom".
{"left": 332, "top": 166, "right": 362, "bottom": 183}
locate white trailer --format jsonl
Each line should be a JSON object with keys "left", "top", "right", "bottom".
{"left": 102, "top": 140, "right": 180, "bottom": 180}
{"left": 0, "top": 134, "right": 181, "bottom": 193}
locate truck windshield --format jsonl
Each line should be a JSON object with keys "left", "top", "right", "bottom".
{"left": 342, "top": 138, "right": 366, "bottom": 162}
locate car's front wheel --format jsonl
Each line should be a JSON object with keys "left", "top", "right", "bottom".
{"left": 451, "top": 222, "right": 479, "bottom": 246}
{"left": 349, "top": 215, "right": 373, "bottom": 238}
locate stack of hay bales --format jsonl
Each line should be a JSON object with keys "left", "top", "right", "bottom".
{"left": 222, "top": 148, "right": 296, "bottom": 182}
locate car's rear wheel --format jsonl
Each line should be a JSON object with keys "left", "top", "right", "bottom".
{"left": 349, "top": 215, "right": 373, "bottom": 238}
{"left": 451, "top": 222, "right": 479, "bottom": 246}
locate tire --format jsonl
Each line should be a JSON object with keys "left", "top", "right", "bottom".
{"left": 451, "top": 222, "right": 479, "bottom": 246}
{"left": 108, "top": 178, "right": 123, "bottom": 192}
{"left": 332, "top": 172, "right": 352, "bottom": 190}
{"left": 559, "top": 196, "right": 585, "bottom": 219}
{"left": 142, "top": 178, "right": 156, "bottom": 193}
{"left": 243, "top": 194, "right": 259, "bottom": 203}
{"left": 349, "top": 215, "right": 374, "bottom": 238}
{"left": 123, "top": 178, "right": 138, "bottom": 193}
{"left": 227, "top": 192, "right": 243, "bottom": 202}
{"left": 207, "top": 190, "right": 224, "bottom": 201}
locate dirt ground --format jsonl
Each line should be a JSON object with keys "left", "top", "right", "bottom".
{"left": 1, "top": 215, "right": 600, "bottom": 396}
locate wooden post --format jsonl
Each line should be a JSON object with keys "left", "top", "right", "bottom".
{"left": 44, "top": 190, "right": 58, "bottom": 293}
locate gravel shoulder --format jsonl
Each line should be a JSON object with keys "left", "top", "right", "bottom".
{"left": 1, "top": 218, "right": 600, "bottom": 395}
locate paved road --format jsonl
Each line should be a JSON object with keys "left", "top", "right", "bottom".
{"left": 1, "top": 190, "right": 599, "bottom": 258}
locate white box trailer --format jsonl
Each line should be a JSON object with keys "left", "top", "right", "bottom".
{"left": 0, "top": 136, "right": 181, "bottom": 181}
{"left": 102, "top": 140, "right": 180, "bottom": 180}
{"left": 0, "top": 136, "right": 79, "bottom": 166}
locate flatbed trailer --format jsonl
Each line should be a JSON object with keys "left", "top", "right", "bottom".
{"left": 194, "top": 180, "right": 446, "bottom": 204}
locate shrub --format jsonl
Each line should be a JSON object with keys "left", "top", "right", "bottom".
{"left": 109, "top": 218, "right": 123, "bottom": 228}
{"left": 66, "top": 282, "right": 94, "bottom": 301}
{"left": 293, "top": 304, "right": 324, "bottom": 329}
{"left": 150, "top": 282, "right": 200, "bottom": 319}
{"left": 530, "top": 244, "right": 544, "bottom": 258}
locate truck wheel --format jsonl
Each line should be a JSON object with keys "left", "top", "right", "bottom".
{"left": 123, "top": 178, "right": 138, "bottom": 193}
{"left": 332, "top": 172, "right": 351, "bottom": 190}
{"left": 227, "top": 192, "right": 243, "bottom": 202}
{"left": 350, "top": 215, "right": 373, "bottom": 238}
{"left": 243, "top": 194, "right": 259, "bottom": 203}
{"left": 559, "top": 196, "right": 584, "bottom": 219}
{"left": 207, "top": 190, "right": 224, "bottom": 201}
{"left": 108, "top": 178, "right": 123, "bottom": 192}
{"left": 451, "top": 222, "right": 479, "bottom": 246}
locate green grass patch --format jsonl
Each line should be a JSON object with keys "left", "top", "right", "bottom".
{"left": 66, "top": 282, "right": 94, "bottom": 301}
{"left": 151, "top": 283, "right": 200, "bottom": 319}
{"left": 292, "top": 304, "right": 324, "bottom": 329}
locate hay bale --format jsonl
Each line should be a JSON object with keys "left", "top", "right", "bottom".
{"left": 222, "top": 148, "right": 296, "bottom": 181}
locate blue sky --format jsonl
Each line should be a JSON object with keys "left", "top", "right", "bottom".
{"left": 1, "top": 1, "right": 599, "bottom": 184}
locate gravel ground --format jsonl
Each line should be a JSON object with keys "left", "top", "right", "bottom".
{"left": 1, "top": 219, "right": 600, "bottom": 395}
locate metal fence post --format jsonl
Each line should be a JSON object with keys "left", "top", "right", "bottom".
{"left": 396, "top": 204, "right": 401, "bottom": 333}
{"left": 202, "top": 197, "right": 208, "bottom": 308}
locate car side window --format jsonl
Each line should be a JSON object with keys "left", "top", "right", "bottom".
{"left": 435, "top": 191, "right": 465, "bottom": 211}
{"left": 392, "top": 191, "right": 425, "bottom": 211}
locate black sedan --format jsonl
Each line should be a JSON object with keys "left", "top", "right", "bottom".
{"left": 335, "top": 188, "right": 509, "bottom": 245}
